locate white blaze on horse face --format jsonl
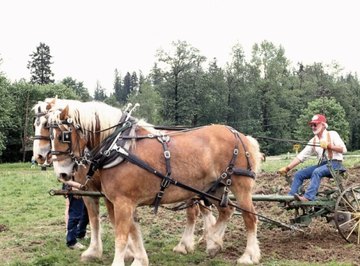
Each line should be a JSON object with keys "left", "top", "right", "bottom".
{"left": 33, "top": 116, "right": 51, "bottom": 164}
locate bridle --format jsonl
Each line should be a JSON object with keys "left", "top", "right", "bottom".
{"left": 32, "top": 112, "right": 51, "bottom": 141}
{"left": 49, "top": 117, "right": 87, "bottom": 166}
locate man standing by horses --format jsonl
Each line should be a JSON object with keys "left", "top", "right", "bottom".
{"left": 279, "top": 114, "right": 347, "bottom": 201}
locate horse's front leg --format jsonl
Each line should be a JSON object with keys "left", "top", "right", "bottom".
{"left": 173, "top": 200, "right": 200, "bottom": 254}
{"left": 232, "top": 179, "right": 260, "bottom": 265}
{"left": 112, "top": 199, "right": 148, "bottom": 266}
{"left": 81, "top": 196, "right": 102, "bottom": 261}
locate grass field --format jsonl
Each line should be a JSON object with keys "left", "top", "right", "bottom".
{"left": 1, "top": 153, "right": 359, "bottom": 265}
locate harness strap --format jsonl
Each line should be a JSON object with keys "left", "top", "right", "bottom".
{"left": 327, "top": 132, "right": 333, "bottom": 160}
{"left": 153, "top": 134, "right": 172, "bottom": 214}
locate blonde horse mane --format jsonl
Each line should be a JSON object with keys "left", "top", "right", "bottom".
{"left": 245, "top": 135, "right": 262, "bottom": 174}
{"left": 52, "top": 101, "right": 158, "bottom": 143}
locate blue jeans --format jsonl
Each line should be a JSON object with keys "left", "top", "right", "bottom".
{"left": 289, "top": 161, "right": 344, "bottom": 201}
{"left": 66, "top": 196, "right": 89, "bottom": 246}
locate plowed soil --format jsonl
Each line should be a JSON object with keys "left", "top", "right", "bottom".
{"left": 137, "top": 167, "right": 360, "bottom": 265}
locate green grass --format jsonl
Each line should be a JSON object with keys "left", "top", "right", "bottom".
{"left": 1, "top": 160, "right": 359, "bottom": 265}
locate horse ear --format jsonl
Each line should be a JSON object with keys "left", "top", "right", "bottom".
{"left": 47, "top": 97, "right": 57, "bottom": 110}
{"left": 60, "top": 105, "right": 69, "bottom": 120}
{"left": 50, "top": 97, "right": 57, "bottom": 105}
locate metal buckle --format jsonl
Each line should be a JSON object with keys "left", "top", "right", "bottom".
{"left": 164, "top": 151, "right": 171, "bottom": 159}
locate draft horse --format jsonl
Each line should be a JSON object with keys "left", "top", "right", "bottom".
{"left": 32, "top": 98, "right": 118, "bottom": 260}
{"left": 32, "top": 98, "right": 223, "bottom": 260}
{"left": 48, "top": 104, "right": 262, "bottom": 265}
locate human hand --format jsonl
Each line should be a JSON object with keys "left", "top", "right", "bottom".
{"left": 320, "top": 140, "right": 328, "bottom": 149}
{"left": 278, "top": 166, "right": 289, "bottom": 176}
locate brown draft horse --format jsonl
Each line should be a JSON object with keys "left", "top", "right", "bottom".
{"left": 32, "top": 98, "right": 224, "bottom": 261}
{"left": 47, "top": 103, "right": 262, "bottom": 265}
{"left": 33, "top": 98, "right": 117, "bottom": 260}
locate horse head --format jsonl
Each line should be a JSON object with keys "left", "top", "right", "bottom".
{"left": 48, "top": 105, "right": 88, "bottom": 181}
{"left": 32, "top": 99, "right": 56, "bottom": 165}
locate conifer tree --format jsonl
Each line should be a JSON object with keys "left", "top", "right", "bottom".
{"left": 27, "top": 42, "right": 55, "bottom": 84}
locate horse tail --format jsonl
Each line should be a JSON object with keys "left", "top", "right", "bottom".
{"left": 245, "top": 135, "right": 262, "bottom": 174}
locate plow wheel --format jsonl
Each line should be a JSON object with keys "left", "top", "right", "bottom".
{"left": 334, "top": 185, "right": 360, "bottom": 244}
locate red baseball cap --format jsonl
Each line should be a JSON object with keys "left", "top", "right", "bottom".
{"left": 308, "top": 114, "right": 327, "bottom": 124}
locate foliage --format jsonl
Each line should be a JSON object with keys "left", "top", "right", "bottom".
{"left": 1, "top": 81, "right": 77, "bottom": 162}
{"left": 154, "top": 40, "right": 206, "bottom": 125}
{"left": 113, "top": 69, "right": 123, "bottom": 103}
{"left": 27, "top": 42, "right": 55, "bottom": 84}
{"left": 294, "top": 97, "right": 350, "bottom": 144}
{"left": 127, "top": 80, "right": 164, "bottom": 124}
{"left": 61, "top": 77, "right": 91, "bottom": 101}
{"left": 0, "top": 75, "right": 13, "bottom": 156}
{"left": 2, "top": 40, "right": 360, "bottom": 161}
{"left": 93, "top": 81, "right": 107, "bottom": 101}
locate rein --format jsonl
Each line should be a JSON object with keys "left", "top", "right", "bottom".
{"left": 253, "top": 135, "right": 321, "bottom": 147}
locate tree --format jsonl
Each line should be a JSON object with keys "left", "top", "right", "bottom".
{"left": 0, "top": 74, "right": 13, "bottom": 158}
{"left": 123, "top": 72, "right": 132, "bottom": 101}
{"left": 61, "top": 77, "right": 90, "bottom": 101}
{"left": 127, "top": 80, "right": 163, "bottom": 124}
{"left": 155, "top": 40, "right": 206, "bottom": 125}
{"left": 27, "top": 42, "right": 55, "bottom": 84}
{"left": 113, "top": 69, "right": 123, "bottom": 103}
{"left": 249, "top": 40, "right": 292, "bottom": 154}
{"left": 295, "top": 97, "right": 350, "bottom": 145}
{"left": 93, "top": 81, "right": 107, "bottom": 101}
{"left": 130, "top": 71, "right": 139, "bottom": 92}
{"left": 1, "top": 81, "right": 77, "bottom": 162}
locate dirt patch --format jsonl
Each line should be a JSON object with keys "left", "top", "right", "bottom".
{"left": 252, "top": 168, "right": 360, "bottom": 264}
{"left": 137, "top": 167, "right": 360, "bottom": 264}
{"left": 0, "top": 224, "right": 8, "bottom": 232}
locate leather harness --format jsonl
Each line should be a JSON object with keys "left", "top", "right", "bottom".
{"left": 85, "top": 119, "right": 256, "bottom": 213}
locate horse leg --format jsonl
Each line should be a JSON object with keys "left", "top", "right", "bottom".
{"left": 104, "top": 197, "right": 136, "bottom": 261}
{"left": 81, "top": 196, "right": 102, "bottom": 261}
{"left": 126, "top": 216, "right": 148, "bottom": 266}
{"left": 205, "top": 202, "right": 234, "bottom": 257}
{"left": 232, "top": 179, "right": 260, "bottom": 264}
{"left": 104, "top": 198, "right": 115, "bottom": 226}
{"left": 112, "top": 199, "right": 148, "bottom": 266}
{"left": 173, "top": 200, "right": 200, "bottom": 254}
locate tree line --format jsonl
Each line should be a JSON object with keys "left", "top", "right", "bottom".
{"left": 0, "top": 40, "right": 359, "bottom": 162}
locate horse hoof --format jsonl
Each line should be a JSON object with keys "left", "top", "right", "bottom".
{"left": 173, "top": 244, "right": 188, "bottom": 254}
{"left": 237, "top": 255, "right": 255, "bottom": 265}
{"left": 207, "top": 245, "right": 221, "bottom": 258}
{"left": 80, "top": 247, "right": 103, "bottom": 262}
{"left": 81, "top": 254, "right": 101, "bottom": 262}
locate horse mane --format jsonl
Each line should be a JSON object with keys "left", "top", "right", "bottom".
{"left": 32, "top": 97, "right": 82, "bottom": 115}
{"left": 245, "top": 135, "right": 262, "bottom": 174}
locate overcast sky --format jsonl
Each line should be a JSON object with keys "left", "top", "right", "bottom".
{"left": 1, "top": 0, "right": 359, "bottom": 95}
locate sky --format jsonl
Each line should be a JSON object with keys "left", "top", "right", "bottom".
{"left": 1, "top": 0, "right": 359, "bottom": 95}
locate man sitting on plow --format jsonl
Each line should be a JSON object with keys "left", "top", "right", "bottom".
{"left": 279, "top": 114, "right": 347, "bottom": 202}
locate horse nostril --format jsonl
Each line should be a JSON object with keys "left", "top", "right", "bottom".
{"left": 36, "top": 155, "right": 45, "bottom": 164}
{"left": 60, "top": 173, "right": 70, "bottom": 181}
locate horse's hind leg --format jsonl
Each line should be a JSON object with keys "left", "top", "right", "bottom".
{"left": 173, "top": 200, "right": 200, "bottom": 254}
{"left": 232, "top": 179, "right": 260, "bottom": 264}
{"left": 205, "top": 201, "right": 234, "bottom": 257}
{"left": 126, "top": 216, "right": 148, "bottom": 266}
{"left": 81, "top": 197, "right": 103, "bottom": 261}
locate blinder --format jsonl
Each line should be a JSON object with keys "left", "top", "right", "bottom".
{"left": 61, "top": 129, "right": 72, "bottom": 143}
